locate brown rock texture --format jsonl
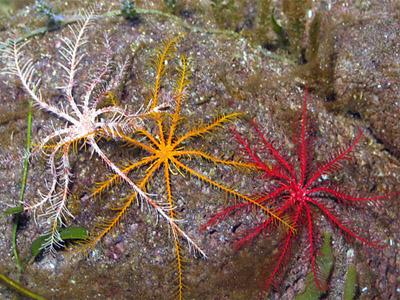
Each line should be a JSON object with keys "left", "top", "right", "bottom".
{"left": 0, "top": 1, "right": 399, "bottom": 299}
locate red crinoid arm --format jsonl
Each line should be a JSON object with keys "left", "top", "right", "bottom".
{"left": 264, "top": 204, "right": 302, "bottom": 290}
{"left": 201, "top": 186, "right": 289, "bottom": 232}
{"left": 250, "top": 186, "right": 289, "bottom": 207}
{"left": 234, "top": 218, "right": 274, "bottom": 251}
{"left": 200, "top": 202, "right": 250, "bottom": 231}
{"left": 304, "top": 204, "right": 326, "bottom": 291}
{"left": 231, "top": 127, "right": 291, "bottom": 182}
{"left": 304, "top": 128, "right": 363, "bottom": 189}
{"left": 265, "top": 230, "right": 294, "bottom": 290}
{"left": 234, "top": 191, "right": 292, "bottom": 250}
{"left": 250, "top": 121, "right": 296, "bottom": 180}
{"left": 307, "top": 198, "right": 383, "bottom": 248}
{"left": 307, "top": 186, "right": 394, "bottom": 203}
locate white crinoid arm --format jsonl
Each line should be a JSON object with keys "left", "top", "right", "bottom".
{"left": 24, "top": 141, "right": 62, "bottom": 213}
{"left": 24, "top": 135, "right": 75, "bottom": 253}
{"left": 93, "top": 107, "right": 144, "bottom": 139}
{"left": 58, "top": 9, "right": 93, "bottom": 116}
{"left": 90, "top": 53, "right": 132, "bottom": 108}
{"left": 170, "top": 222, "right": 207, "bottom": 259}
{"left": 81, "top": 34, "right": 114, "bottom": 112}
{"left": 33, "top": 127, "right": 72, "bottom": 155}
{"left": 39, "top": 144, "right": 75, "bottom": 254}
{"left": 86, "top": 39, "right": 147, "bottom": 137}
{"left": 0, "top": 40, "right": 76, "bottom": 124}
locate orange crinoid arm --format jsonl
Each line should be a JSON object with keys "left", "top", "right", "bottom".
{"left": 84, "top": 37, "right": 293, "bottom": 299}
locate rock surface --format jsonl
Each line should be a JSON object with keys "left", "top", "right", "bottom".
{"left": 0, "top": 1, "right": 399, "bottom": 299}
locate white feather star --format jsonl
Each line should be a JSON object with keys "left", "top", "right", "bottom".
{"left": 1, "top": 10, "right": 204, "bottom": 256}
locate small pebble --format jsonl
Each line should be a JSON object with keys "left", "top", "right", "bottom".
{"left": 346, "top": 248, "right": 354, "bottom": 258}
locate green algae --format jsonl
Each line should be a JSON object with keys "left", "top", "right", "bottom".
{"left": 31, "top": 226, "right": 89, "bottom": 258}
{"left": 343, "top": 264, "right": 358, "bottom": 300}
{"left": 296, "top": 11, "right": 336, "bottom": 101}
{"left": 0, "top": 274, "right": 46, "bottom": 300}
{"left": 121, "top": 0, "right": 139, "bottom": 22}
{"left": 282, "top": 0, "right": 311, "bottom": 59}
{"left": 35, "top": 0, "right": 64, "bottom": 30}
{"left": 295, "top": 232, "right": 334, "bottom": 300}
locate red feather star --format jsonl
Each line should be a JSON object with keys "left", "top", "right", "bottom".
{"left": 203, "top": 89, "right": 395, "bottom": 291}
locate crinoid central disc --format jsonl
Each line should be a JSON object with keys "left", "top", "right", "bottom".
{"left": 157, "top": 144, "right": 175, "bottom": 161}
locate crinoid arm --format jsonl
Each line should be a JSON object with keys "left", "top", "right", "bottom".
{"left": 298, "top": 89, "right": 311, "bottom": 185}
{"left": 58, "top": 9, "right": 94, "bottom": 116}
{"left": 232, "top": 125, "right": 294, "bottom": 183}
{"left": 150, "top": 36, "right": 181, "bottom": 110}
{"left": 200, "top": 202, "right": 250, "bottom": 238}
{"left": 0, "top": 39, "right": 76, "bottom": 124}
{"left": 171, "top": 157, "right": 294, "bottom": 231}
{"left": 176, "top": 149, "right": 256, "bottom": 169}
{"left": 33, "top": 142, "right": 75, "bottom": 254}
{"left": 172, "top": 113, "right": 242, "bottom": 148}
{"left": 307, "top": 186, "right": 395, "bottom": 204}
{"left": 304, "top": 128, "right": 364, "bottom": 189}
{"left": 91, "top": 156, "right": 158, "bottom": 199}
{"left": 263, "top": 204, "right": 303, "bottom": 291}
{"left": 249, "top": 121, "right": 296, "bottom": 179}
{"left": 87, "top": 138, "right": 206, "bottom": 258}
{"left": 81, "top": 34, "right": 113, "bottom": 113}
{"left": 307, "top": 198, "right": 383, "bottom": 248}
{"left": 265, "top": 230, "right": 294, "bottom": 290}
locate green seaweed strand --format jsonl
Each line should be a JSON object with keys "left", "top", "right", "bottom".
{"left": 19, "top": 101, "right": 32, "bottom": 205}
{"left": 0, "top": 274, "right": 46, "bottom": 300}
{"left": 12, "top": 100, "right": 33, "bottom": 273}
{"left": 295, "top": 232, "right": 334, "bottom": 300}
{"left": 343, "top": 264, "right": 357, "bottom": 300}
